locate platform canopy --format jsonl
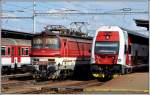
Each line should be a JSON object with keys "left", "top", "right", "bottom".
{"left": 134, "top": 19, "right": 149, "bottom": 30}
{"left": 1, "top": 29, "right": 34, "bottom": 39}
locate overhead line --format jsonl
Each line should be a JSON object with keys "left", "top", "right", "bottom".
{"left": 1, "top": 17, "right": 33, "bottom": 19}
{"left": 35, "top": 12, "right": 148, "bottom": 16}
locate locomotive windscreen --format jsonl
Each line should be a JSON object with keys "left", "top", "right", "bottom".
{"left": 45, "top": 37, "right": 60, "bottom": 49}
{"left": 95, "top": 42, "right": 119, "bottom": 54}
{"left": 32, "top": 37, "right": 60, "bottom": 49}
{"left": 33, "top": 38, "right": 43, "bottom": 48}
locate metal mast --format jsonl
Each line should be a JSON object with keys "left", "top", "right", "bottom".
{"left": 33, "top": 0, "right": 36, "bottom": 34}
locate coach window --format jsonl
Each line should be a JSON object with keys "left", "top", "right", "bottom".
{"left": 22, "top": 48, "right": 29, "bottom": 56}
{"left": 8, "top": 47, "right": 10, "bottom": 55}
{"left": 1, "top": 47, "right": 6, "bottom": 56}
{"left": 22, "top": 48, "right": 24, "bottom": 55}
{"left": 18, "top": 47, "right": 21, "bottom": 56}
{"left": 12, "top": 47, "right": 14, "bottom": 56}
{"left": 25, "top": 48, "right": 29, "bottom": 55}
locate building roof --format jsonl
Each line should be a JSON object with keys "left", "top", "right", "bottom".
{"left": 134, "top": 19, "right": 149, "bottom": 30}
{"left": 1, "top": 29, "right": 34, "bottom": 39}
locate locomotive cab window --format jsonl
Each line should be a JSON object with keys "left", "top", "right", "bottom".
{"left": 95, "top": 42, "right": 119, "bottom": 54}
{"left": 45, "top": 37, "right": 60, "bottom": 49}
{"left": 33, "top": 38, "right": 43, "bottom": 48}
{"left": 1, "top": 47, "right": 6, "bottom": 56}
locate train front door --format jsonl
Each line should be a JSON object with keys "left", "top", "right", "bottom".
{"left": 11, "top": 46, "right": 21, "bottom": 68}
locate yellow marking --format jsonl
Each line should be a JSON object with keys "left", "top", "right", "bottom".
{"left": 84, "top": 88, "right": 149, "bottom": 93}
{"left": 92, "top": 73, "right": 105, "bottom": 78}
{"left": 113, "top": 74, "right": 121, "bottom": 78}
{"left": 144, "top": 89, "right": 149, "bottom": 93}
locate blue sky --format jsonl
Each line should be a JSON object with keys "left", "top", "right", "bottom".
{"left": 2, "top": 0, "right": 149, "bottom": 36}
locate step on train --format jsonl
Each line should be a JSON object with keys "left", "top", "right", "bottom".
{"left": 91, "top": 26, "right": 149, "bottom": 80}
{"left": 30, "top": 25, "right": 92, "bottom": 80}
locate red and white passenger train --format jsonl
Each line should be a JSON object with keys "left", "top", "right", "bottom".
{"left": 31, "top": 25, "right": 92, "bottom": 80}
{"left": 1, "top": 30, "right": 33, "bottom": 74}
{"left": 91, "top": 26, "right": 149, "bottom": 79}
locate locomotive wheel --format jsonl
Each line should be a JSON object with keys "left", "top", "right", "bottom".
{"left": 33, "top": 71, "right": 48, "bottom": 81}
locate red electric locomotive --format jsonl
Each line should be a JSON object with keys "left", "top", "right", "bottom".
{"left": 31, "top": 25, "right": 92, "bottom": 80}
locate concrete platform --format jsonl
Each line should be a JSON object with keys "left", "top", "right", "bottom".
{"left": 84, "top": 72, "right": 149, "bottom": 94}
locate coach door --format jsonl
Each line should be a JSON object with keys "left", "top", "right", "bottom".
{"left": 11, "top": 46, "right": 21, "bottom": 68}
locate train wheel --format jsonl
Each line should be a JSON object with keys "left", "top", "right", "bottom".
{"left": 33, "top": 70, "right": 48, "bottom": 81}
{"left": 125, "top": 67, "right": 133, "bottom": 74}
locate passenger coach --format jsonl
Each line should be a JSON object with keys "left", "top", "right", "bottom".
{"left": 1, "top": 29, "right": 33, "bottom": 74}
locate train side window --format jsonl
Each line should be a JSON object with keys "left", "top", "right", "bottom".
{"left": 1, "top": 47, "right": 6, "bottom": 56}
{"left": 129, "top": 45, "right": 131, "bottom": 54}
{"left": 8, "top": 47, "right": 10, "bottom": 55}
{"left": 22, "top": 48, "right": 29, "bottom": 56}
{"left": 11, "top": 47, "right": 14, "bottom": 56}
{"left": 25, "top": 48, "right": 29, "bottom": 55}
{"left": 18, "top": 47, "right": 21, "bottom": 56}
{"left": 22, "top": 48, "right": 24, "bottom": 55}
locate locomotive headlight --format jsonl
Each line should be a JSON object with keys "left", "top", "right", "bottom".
{"left": 118, "top": 59, "right": 121, "bottom": 62}
{"left": 106, "top": 35, "right": 110, "bottom": 40}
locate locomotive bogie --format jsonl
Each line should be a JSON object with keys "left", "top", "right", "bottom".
{"left": 32, "top": 57, "right": 86, "bottom": 80}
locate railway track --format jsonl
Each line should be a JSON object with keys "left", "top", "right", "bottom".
{"left": 2, "top": 79, "right": 103, "bottom": 94}
{"left": 17, "top": 80, "right": 102, "bottom": 94}
{"left": 2, "top": 73, "right": 32, "bottom": 81}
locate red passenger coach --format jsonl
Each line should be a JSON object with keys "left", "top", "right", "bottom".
{"left": 31, "top": 25, "right": 92, "bottom": 80}
{"left": 1, "top": 29, "right": 33, "bottom": 74}
{"left": 91, "top": 26, "right": 149, "bottom": 80}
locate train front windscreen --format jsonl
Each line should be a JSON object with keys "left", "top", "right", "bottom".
{"left": 95, "top": 42, "right": 119, "bottom": 55}
{"left": 32, "top": 37, "right": 60, "bottom": 49}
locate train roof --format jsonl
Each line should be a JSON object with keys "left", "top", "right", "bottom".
{"left": 34, "top": 30, "right": 93, "bottom": 40}
{"left": 1, "top": 29, "right": 34, "bottom": 40}
{"left": 96, "top": 26, "right": 148, "bottom": 39}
